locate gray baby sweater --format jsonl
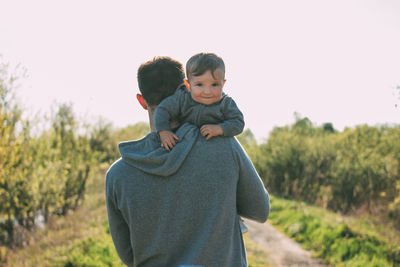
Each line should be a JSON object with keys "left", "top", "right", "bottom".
{"left": 154, "top": 85, "right": 244, "bottom": 136}
{"left": 106, "top": 123, "right": 270, "bottom": 267}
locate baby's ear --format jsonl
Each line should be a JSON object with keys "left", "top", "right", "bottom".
{"left": 184, "top": 79, "right": 191, "bottom": 91}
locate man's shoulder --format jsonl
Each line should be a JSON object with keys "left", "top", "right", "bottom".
{"left": 199, "top": 136, "right": 243, "bottom": 156}
{"left": 212, "top": 136, "right": 248, "bottom": 160}
{"left": 106, "top": 158, "right": 129, "bottom": 182}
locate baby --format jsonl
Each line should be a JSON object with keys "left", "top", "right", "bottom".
{"left": 154, "top": 52, "right": 248, "bottom": 234}
{"left": 154, "top": 52, "right": 244, "bottom": 151}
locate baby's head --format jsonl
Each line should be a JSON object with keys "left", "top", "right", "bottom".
{"left": 184, "top": 53, "right": 226, "bottom": 105}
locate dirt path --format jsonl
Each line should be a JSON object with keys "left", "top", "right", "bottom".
{"left": 244, "top": 219, "right": 328, "bottom": 267}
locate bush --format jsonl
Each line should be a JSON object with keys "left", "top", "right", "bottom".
{"left": 62, "top": 236, "right": 123, "bottom": 267}
{"left": 247, "top": 115, "right": 400, "bottom": 225}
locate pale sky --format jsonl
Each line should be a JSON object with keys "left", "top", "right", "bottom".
{"left": 1, "top": 0, "right": 399, "bottom": 141}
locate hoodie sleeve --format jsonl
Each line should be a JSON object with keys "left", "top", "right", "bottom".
{"left": 219, "top": 96, "right": 245, "bottom": 137}
{"left": 105, "top": 172, "right": 134, "bottom": 266}
{"left": 154, "top": 89, "right": 184, "bottom": 133}
{"left": 232, "top": 139, "right": 270, "bottom": 223}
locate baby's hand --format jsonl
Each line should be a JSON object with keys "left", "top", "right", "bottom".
{"left": 200, "top": 124, "right": 223, "bottom": 141}
{"left": 159, "top": 130, "right": 180, "bottom": 151}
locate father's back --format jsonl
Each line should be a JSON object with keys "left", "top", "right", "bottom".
{"left": 106, "top": 123, "right": 269, "bottom": 266}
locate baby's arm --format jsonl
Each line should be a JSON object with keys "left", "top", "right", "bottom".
{"left": 200, "top": 97, "right": 244, "bottom": 140}
{"left": 159, "top": 130, "right": 179, "bottom": 151}
{"left": 200, "top": 124, "right": 224, "bottom": 140}
{"left": 218, "top": 96, "right": 245, "bottom": 137}
{"left": 154, "top": 90, "right": 183, "bottom": 150}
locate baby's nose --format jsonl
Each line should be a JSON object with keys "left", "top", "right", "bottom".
{"left": 203, "top": 86, "right": 212, "bottom": 94}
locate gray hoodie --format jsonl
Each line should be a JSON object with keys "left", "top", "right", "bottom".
{"left": 106, "top": 123, "right": 270, "bottom": 267}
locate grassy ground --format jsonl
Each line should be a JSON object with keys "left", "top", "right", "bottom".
{"left": 268, "top": 196, "right": 400, "bottom": 267}
{"left": 8, "top": 169, "right": 400, "bottom": 266}
{"left": 3, "top": 170, "right": 271, "bottom": 266}
{"left": 244, "top": 235, "right": 272, "bottom": 267}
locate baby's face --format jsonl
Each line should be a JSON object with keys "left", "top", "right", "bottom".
{"left": 187, "top": 69, "right": 225, "bottom": 105}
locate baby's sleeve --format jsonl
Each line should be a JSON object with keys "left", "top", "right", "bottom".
{"left": 219, "top": 97, "right": 245, "bottom": 137}
{"left": 154, "top": 90, "right": 182, "bottom": 132}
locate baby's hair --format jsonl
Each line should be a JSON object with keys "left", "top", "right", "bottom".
{"left": 186, "top": 53, "right": 225, "bottom": 80}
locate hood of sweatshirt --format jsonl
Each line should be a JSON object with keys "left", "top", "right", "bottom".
{"left": 118, "top": 123, "right": 199, "bottom": 177}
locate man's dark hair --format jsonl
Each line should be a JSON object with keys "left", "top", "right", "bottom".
{"left": 137, "top": 57, "right": 185, "bottom": 106}
{"left": 186, "top": 53, "right": 225, "bottom": 80}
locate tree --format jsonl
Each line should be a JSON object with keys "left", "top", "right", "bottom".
{"left": 89, "top": 118, "right": 115, "bottom": 163}
{"left": 0, "top": 58, "right": 36, "bottom": 246}
{"left": 322, "top": 122, "right": 335, "bottom": 133}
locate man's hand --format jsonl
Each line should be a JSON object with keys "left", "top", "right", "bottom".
{"left": 159, "top": 130, "right": 180, "bottom": 151}
{"left": 200, "top": 124, "right": 224, "bottom": 141}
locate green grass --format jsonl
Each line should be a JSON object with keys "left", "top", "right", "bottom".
{"left": 59, "top": 233, "right": 124, "bottom": 267}
{"left": 244, "top": 235, "right": 272, "bottom": 267}
{"left": 268, "top": 195, "right": 400, "bottom": 267}
{"left": 3, "top": 169, "right": 271, "bottom": 266}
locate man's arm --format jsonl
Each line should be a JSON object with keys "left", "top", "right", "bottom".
{"left": 105, "top": 172, "right": 134, "bottom": 266}
{"left": 219, "top": 97, "right": 245, "bottom": 137}
{"left": 232, "top": 139, "right": 270, "bottom": 222}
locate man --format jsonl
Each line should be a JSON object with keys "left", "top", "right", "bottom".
{"left": 106, "top": 56, "right": 270, "bottom": 267}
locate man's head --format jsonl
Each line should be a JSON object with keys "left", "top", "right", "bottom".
{"left": 137, "top": 56, "right": 185, "bottom": 109}
{"left": 184, "top": 53, "right": 226, "bottom": 105}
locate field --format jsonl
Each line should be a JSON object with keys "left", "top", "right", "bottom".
{"left": 2, "top": 67, "right": 400, "bottom": 266}
{"left": 3, "top": 169, "right": 400, "bottom": 266}
{"left": 6, "top": 169, "right": 400, "bottom": 267}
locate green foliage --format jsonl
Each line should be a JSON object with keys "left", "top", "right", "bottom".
{"left": 113, "top": 122, "right": 149, "bottom": 142}
{"left": 247, "top": 115, "right": 400, "bottom": 224}
{"left": 0, "top": 60, "right": 37, "bottom": 246}
{"left": 2, "top": 167, "right": 127, "bottom": 266}
{"left": 0, "top": 101, "right": 97, "bottom": 247}
{"left": 0, "top": 59, "right": 100, "bottom": 248}
{"left": 89, "top": 121, "right": 150, "bottom": 164}
{"left": 89, "top": 118, "right": 116, "bottom": 163}
{"left": 237, "top": 129, "right": 257, "bottom": 148}
{"left": 62, "top": 236, "right": 124, "bottom": 267}
{"left": 49, "top": 103, "right": 96, "bottom": 215}
{"left": 268, "top": 196, "right": 400, "bottom": 266}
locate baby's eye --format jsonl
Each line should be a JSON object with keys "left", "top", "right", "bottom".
{"left": 212, "top": 83, "right": 219, "bottom": 86}
{"left": 196, "top": 83, "right": 203, "bottom": 86}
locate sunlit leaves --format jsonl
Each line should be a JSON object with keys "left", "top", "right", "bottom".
{"left": 246, "top": 117, "right": 400, "bottom": 225}
{"left": 0, "top": 61, "right": 96, "bottom": 247}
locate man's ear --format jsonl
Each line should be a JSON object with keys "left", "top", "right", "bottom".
{"left": 184, "top": 79, "right": 191, "bottom": 92}
{"left": 136, "top": 94, "right": 148, "bottom": 110}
